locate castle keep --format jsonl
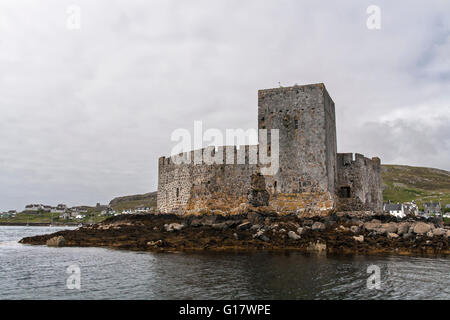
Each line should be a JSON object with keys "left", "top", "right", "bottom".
{"left": 157, "top": 83, "right": 382, "bottom": 216}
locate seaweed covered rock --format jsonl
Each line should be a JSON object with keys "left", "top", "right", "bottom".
{"left": 46, "top": 236, "right": 65, "bottom": 247}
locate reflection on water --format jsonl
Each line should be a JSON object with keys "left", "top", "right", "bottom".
{"left": 0, "top": 226, "right": 449, "bottom": 300}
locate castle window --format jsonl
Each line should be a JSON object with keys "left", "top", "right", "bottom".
{"left": 274, "top": 181, "right": 277, "bottom": 192}
{"left": 176, "top": 188, "right": 179, "bottom": 198}
{"left": 295, "top": 119, "right": 299, "bottom": 129}
{"left": 339, "top": 187, "right": 351, "bottom": 198}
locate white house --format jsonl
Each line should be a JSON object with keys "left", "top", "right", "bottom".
{"left": 59, "top": 212, "right": 71, "bottom": 220}
{"left": 384, "top": 203, "right": 405, "bottom": 218}
{"left": 403, "top": 201, "right": 419, "bottom": 216}
{"left": 51, "top": 204, "right": 67, "bottom": 214}
{"left": 24, "top": 204, "right": 43, "bottom": 213}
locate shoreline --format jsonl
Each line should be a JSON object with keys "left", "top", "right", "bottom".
{"left": 0, "top": 222, "right": 79, "bottom": 227}
{"left": 18, "top": 211, "right": 450, "bottom": 256}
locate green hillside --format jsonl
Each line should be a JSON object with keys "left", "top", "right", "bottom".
{"left": 109, "top": 192, "right": 157, "bottom": 212}
{"left": 382, "top": 165, "right": 450, "bottom": 210}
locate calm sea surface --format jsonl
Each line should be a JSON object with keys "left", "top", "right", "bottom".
{"left": 0, "top": 226, "right": 449, "bottom": 300}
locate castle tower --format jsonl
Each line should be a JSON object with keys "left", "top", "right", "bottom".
{"left": 258, "top": 83, "right": 337, "bottom": 214}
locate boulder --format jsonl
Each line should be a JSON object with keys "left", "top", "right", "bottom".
{"left": 252, "top": 230, "right": 265, "bottom": 239}
{"left": 233, "top": 233, "right": 239, "bottom": 240}
{"left": 46, "top": 236, "right": 65, "bottom": 247}
{"left": 432, "top": 228, "right": 447, "bottom": 236}
{"left": 267, "top": 223, "right": 279, "bottom": 231}
{"left": 193, "top": 215, "right": 216, "bottom": 227}
{"left": 353, "top": 235, "right": 364, "bottom": 243}
{"left": 388, "top": 233, "right": 399, "bottom": 239}
{"left": 303, "top": 219, "right": 314, "bottom": 227}
{"left": 296, "top": 227, "right": 305, "bottom": 235}
{"left": 237, "top": 222, "right": 252, "bottom": 231}
{"left": 147, "top": 240, "right": 163, "bottom": 247}
{"left": 397, "top": 222, "right": 410, "bottom": 235}
{"left": 426, "top": 231, "right": 434, "bottom": 238}
{"left": 382, "top": 223, "right": 398, "bottom": 234}
{"left": 311, "top": 222, "right": 326, "bottom": 231}
{"left": 288, "top": 231, "right": 301, "bottom": 240}
{"left": 350, "top": 226, "right": 360, "bottom": 234}
{"left": 364, "top": 221, "right": 381, "bottom": 231}
{"left": 212, "top": 221, "right": 236, "bottom": 230}
{"left": 413, "top": 222, "right": 431, "bottom": 235}
{"left": 164, "top": 223, "right": 185, "bottom": 232}
{"left": 375, "top": 228, "right": 388, "bottom": 236}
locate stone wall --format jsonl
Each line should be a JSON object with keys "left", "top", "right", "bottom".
{"left": 157, "top": 146, "right": 259, "bottom": 214}
{"left": 336, "top": 153, "right": 382, "bottom": 212}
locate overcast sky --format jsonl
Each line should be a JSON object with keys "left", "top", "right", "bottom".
{"left": 0, "top": 0, "right": 449, "bottom": 211}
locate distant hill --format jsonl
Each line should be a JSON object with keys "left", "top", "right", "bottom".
{"left": 107, "top": 165, "right": 450, "bottom": 212}
{"left": 382, "top": 165, "right": 450, "bottom": 209}
{"left": 109, "top": 192, "right": 157, "bottom": 211}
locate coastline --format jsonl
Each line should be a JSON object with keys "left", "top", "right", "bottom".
{"left": 0, "top": 222, "right": 79, "bottom": 227}
{"left": 19, "top": 211, "right": 450, "bottom": 256}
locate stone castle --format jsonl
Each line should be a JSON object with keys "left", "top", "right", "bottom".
{"left": 157, "top": 83, "right": 382, "bottom": 216}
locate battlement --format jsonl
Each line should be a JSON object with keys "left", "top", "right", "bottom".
{"left": 258, "top": 83, "right": 326, "bottom": 94}
{"left": 337, "top": 153, "right": 381, "bottom": 167}
{"left": 159, "top": 144, "right": 260, "bottom": 166}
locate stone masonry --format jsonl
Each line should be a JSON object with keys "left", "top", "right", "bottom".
{"left": 157, "top": 83, "right": 383, "bottom": 216}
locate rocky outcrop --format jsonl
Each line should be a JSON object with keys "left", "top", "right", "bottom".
{"left": 311, "top": 222, "right": 325, "bottom": 231}
{"left": 164, "top": 223, "right": 185, "bottom": 232}
{"left": 413, "top": 222, "right": 431, "bottom": 235}
{"left": 19, "top": 212, "right": 450, "bottom": 256}
{"left": 288, "top": 231, "right": 301, "bottom": 240}
{"left": 46, "top": 236, "right": 65, "bottom": 247}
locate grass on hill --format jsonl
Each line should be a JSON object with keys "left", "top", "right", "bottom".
{"left": 109, "top": 192, "right": 157, "bottom": 212}
{"left": 381, "top": 164, "right": 450, "bottom": 210}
